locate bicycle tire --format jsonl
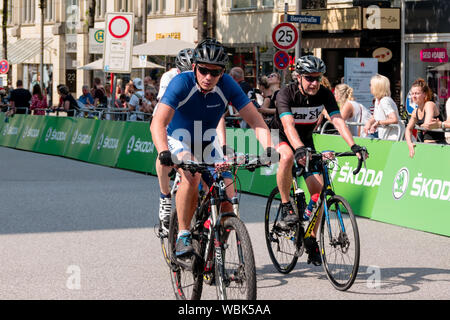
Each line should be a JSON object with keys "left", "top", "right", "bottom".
{"left": 168, "top": 209, "right": 204, "bottom": 300}
{"left": 159, "top": 231, "right": 171, "bottom": 268}
{"left": 215, "top": 215, "right": 256, "bottom": 300}
{"left": 319, "top": 195, "right": 360, "bottom": 291}
{"left": 264, "top": 187, "right": 302, "bottom": 274}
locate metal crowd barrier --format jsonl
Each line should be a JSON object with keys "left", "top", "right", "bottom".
{"left": 320, "top": 120, "right": 405, "bottom": 141}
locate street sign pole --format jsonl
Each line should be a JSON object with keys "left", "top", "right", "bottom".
{"left": 296, "top": 0, "right": 302, "bottom": 61}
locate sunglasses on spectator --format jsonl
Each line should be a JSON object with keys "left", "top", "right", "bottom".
{"left": 197, "top": 66, "right": 223, "bottom": 77}
{"left": 303, "top": 75, "right": 322, "bottom": 83}
{"left": 268, "top": 74, "right": 278, "bottom": 78}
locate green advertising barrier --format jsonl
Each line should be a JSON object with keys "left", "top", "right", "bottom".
{"left": 116, "top": 121, "right": 157, "bottom": 174}
{"left": 37, "top": 117, "right": 75, "bottom": 156}
{"left": 64, "top": 118, "right": 100, "bottom": 162}
{"left": 311, "top": 135, "right": 391, "bottom": 219}
{"left": 0, "top": 113, "right": 5, "bottom": 133}
{"left": 371, "top": 142, "right": 450, "bottom": 236}
{"left": 0, "top": 114, "right": 26, "bottom": 148}
{"left": 15, "top": 115, "right": 47, "bottom": 151}
{"left": 88, "top": 120, "right": 127, "bottom": 167}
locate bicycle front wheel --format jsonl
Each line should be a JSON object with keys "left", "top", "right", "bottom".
{"left": 264, "top": 187, "right": 302, "bottom": 274}
{"left": 168, "top": 209, "right": 203, "bottom": 300}
{"left": 320, "top": 195, "right": 360, "bottom": 291}
{"left": 215, "top": 216, "right": 256, "bottom": 300}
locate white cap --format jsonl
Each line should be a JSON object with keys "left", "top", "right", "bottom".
{"left": 133, "top": 78, "right": 144, "bottom": 90}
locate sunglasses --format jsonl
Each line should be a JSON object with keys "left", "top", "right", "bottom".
{"left": 268, "top": 74, "right": 278, "bottom": 78}
{"left": 197, "top": 66, "right": 223, "bottom": 77}
{"left": 303, "top": 75, "right": 322, "bottom": 83}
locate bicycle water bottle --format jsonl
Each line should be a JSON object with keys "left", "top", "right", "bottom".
{"left": 294, "top": 188, "right": 306, "bottom": 215}
{"left": 303, "top": 193, "right": 320, "bottom": 221}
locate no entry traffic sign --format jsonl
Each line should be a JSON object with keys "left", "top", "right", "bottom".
{"left": 273, "top": 51, "right": 289, "bottom": 70}
{"left": 103, "top": 12, "right": 134, "bottom": 74}
{"left": 272, "top": 22, "right": 298, "bottom": 50}
{"left": 108, "top": 16, "right": 131, "bottom": 39}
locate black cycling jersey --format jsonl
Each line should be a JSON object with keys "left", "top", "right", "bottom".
{"left": 271, "top": 82, "right": 340, "bottom": 149}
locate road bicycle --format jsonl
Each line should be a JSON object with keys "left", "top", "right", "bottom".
{"left": 264, "top": 148, "right": 367, "bottom": 291}
{"left": 166, "top": 155, "right": 267, "bottom": 300}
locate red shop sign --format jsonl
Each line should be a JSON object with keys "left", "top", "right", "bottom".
{"left": 420, "top": 48, "right": 448, "bottom": 63}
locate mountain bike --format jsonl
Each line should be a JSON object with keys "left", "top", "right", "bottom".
{"left": 168, "top": 155, "right": 267, "bottom": 300}
{"left": 264, "top": 148, "right": 367, "bottom": 291}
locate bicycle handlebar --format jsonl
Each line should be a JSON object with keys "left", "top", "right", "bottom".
{"left": 304, "top": 147, "right": 368, "bottom": 175}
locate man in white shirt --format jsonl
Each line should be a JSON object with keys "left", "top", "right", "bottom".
{"left": 129, "top": 78, "right": 145, "bottom": 121}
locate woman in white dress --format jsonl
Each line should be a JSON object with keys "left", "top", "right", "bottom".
{"left": 334, "top": 84, "right": 371, "bottom": 137}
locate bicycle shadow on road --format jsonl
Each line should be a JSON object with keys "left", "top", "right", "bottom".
{"left": 256, "top": 262, "right": 450, "bottom": 298}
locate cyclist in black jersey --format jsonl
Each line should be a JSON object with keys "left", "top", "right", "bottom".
{"left": 270, "top": 55, "right": 367, "bottom": 266}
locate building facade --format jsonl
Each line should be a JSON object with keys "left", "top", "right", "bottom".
{"left": 1, "top": 0, "right": 447, "bottom": 111}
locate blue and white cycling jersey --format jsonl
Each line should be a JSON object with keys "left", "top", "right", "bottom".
{"left": 160, "top": 71, "right": 250, "bottom": 141}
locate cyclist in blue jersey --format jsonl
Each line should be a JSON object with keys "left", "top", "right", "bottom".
{"left": 151, "top": 38, "right": 278, "bottom": 257}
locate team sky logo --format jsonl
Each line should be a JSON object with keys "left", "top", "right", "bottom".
{"left": 291, "top": 105, "right": 324, "bottom": 125}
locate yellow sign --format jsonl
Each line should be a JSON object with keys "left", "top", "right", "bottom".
{"left": 301, "top": 8, "right": 361, "bottom": 31}
{"left": 363, "top": 8, "right": 400, "bottom": 30}
{"left": 156, "top": 32, "right": 181, "bottom": 40}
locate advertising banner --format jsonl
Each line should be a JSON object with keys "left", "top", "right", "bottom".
{"left": 64, "top": 118, "right": 99, "bottom": 162}
{"left": 371, "top": 142, "right": 450, "bottom": 236}
{"left": 37, "top": 117, "right": 74, "bottom": 156}
{"left": 116, "top": 122, "right": 157, "bottom": 174}
{"left": 0, "top": 114, "right": 25, "bottom": 147}
{"left": 15, "top": 115, "right": 47, "bottom": 151}
{"left": 312, "top": 135, "right": 391, "bottom": 218}
{"left": 88, "top": 120, "right": 127, "bottom": 167}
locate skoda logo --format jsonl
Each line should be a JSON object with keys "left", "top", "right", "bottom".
{"left": 45, "top": 128, "right": 52, "bottom": 142}
{"left": 126, "top": 136, "right": 135, "bottom": 154}
{"left": 393, "top": 167, "right": 409, "bottom": 200}
{"left": 71, "top": 129, "right": 79, "bottom": 144}
{"left": 97, "top": 133, "right": 104, "bottom": 150}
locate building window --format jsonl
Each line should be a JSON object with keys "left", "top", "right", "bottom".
{"left": 262, "top": 0, "right": 274, "bottom": 7}
{"left": 231, "top": 0, "right": 257, "bottom": 10}
{"left": 96, "top": 0, "right": 107, "bottom": 18}
{"left": 179, "top": 0, "right": 185, "bottom": 12}
{"left": 118, "top": 0, "right": 133, "bottom": 12}
{"left": 44, "top": 0, "right": 55, "bottom": 22}
{"left": 6, "top": 0, "right": 13, "bottom": 24}
{"left": 21, "top": 0, "right": 36, "bottom": 24}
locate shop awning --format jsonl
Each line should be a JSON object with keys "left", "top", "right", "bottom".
{"left": 0, "top": 38, "right": 53, "bottom": 64}
{"left": 301, "top": 37, "right": 360, "bottom": 49}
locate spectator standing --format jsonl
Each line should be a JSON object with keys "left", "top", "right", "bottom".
{"left": 78, "top": 85, "right": 94, "bottom": 108}
{"left": 229, "top": 66, "right": 257, "bottom": 128}
{"left": 92, "top": 77, "right": 107, "bottom": 107}
{"left": 10, "top": 80, "right": 32, "bottom": 114}
{"left": 58, "top": 85, "right": 78, "bottom": 117}
{"left": 364, "top": 74, "right": 404, "bottom": 140}
{"left": 142, "top": 86, "right": 157, "bottom": 116}
{"left": 405, "top": 78, "right": 446, "bottom": 158}
{"left": 30, "top": 84, "right": 48, "bottom": 115}
{"left": 129, "top": 78, "right": 145, "bottom": 121}
{"left": 334, "top": 84, "right": 371, "bottom": 137}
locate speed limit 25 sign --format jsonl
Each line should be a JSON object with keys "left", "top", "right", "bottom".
{"left": 272, "top": 22, "right": 299, "bottom": 50}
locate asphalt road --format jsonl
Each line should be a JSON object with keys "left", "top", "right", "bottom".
{"left": 0, "top": 146, "right": 449, "bottom": 301}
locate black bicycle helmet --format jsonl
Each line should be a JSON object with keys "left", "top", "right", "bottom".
{"left": 193, "top": 38, "right": 228, "bottom": 67}
{"left": 175, "top": 48, "right": 193, "bottom": 72}
{"left": 295, "top": 55, "right": 326, "bottom": 74}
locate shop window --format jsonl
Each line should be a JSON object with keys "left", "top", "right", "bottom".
{"left": 45, "top": 0, "right": 55, "bottom": 22}
{"left": 439, "top": 76, "right": 450, "bottom": 100}
{"left": 262, "top": 0, "right": 274, "bottom": 7}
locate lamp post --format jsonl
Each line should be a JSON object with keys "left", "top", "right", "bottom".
{"left": 38, "top": 0, "right": 46, "bottom": 91}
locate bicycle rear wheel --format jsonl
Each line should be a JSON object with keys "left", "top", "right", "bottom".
{"left": 168, "top": 209, "right": 203, "bottom": 300}
{"left": 215, "top": 216, "right": 256, "bottom": 300}
{"left": 320, "top": 195, "right": 360, "bottom": 291}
